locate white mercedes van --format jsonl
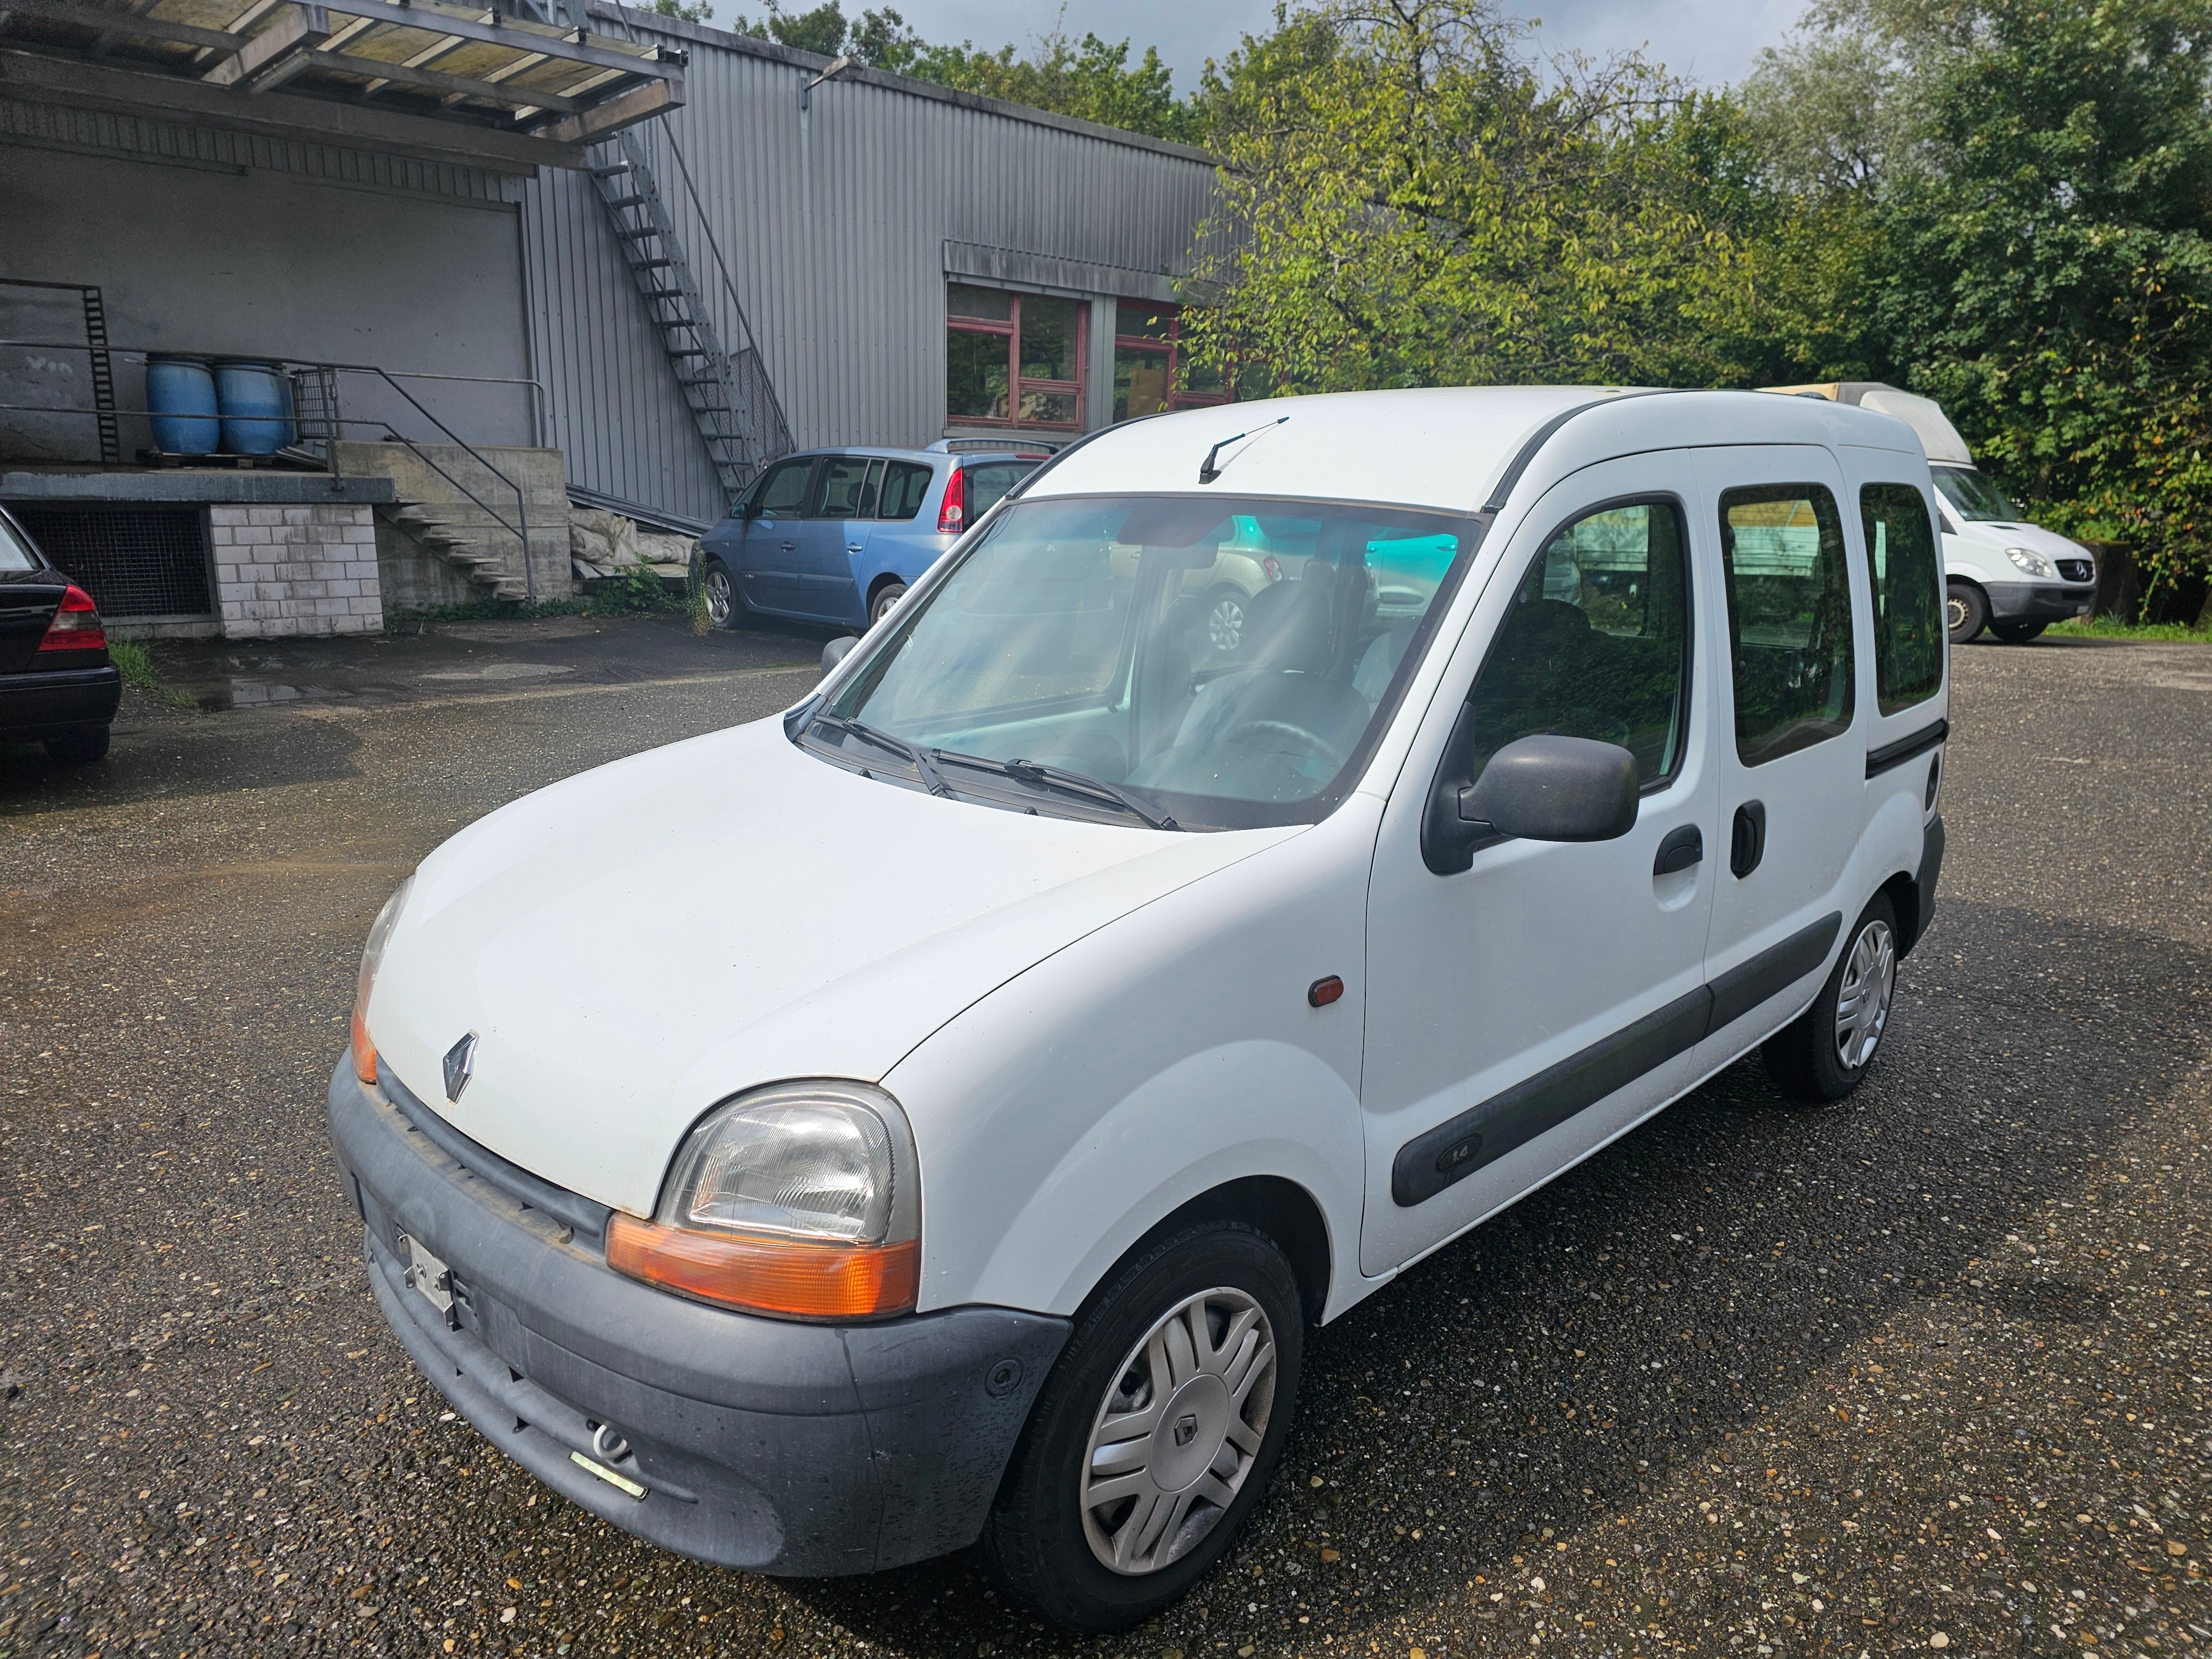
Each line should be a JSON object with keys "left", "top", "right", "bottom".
{"left": 331, "top": 387, "right": 1950, "bottom": 1629}
{"left": 1768, "top": 382, "right": 2096, "bottom": 643}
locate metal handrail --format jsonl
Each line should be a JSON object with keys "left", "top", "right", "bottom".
{"left": 0, "top": 342, "right": 544, "bottom": 603}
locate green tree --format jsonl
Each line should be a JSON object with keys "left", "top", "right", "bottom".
{"left": 1181, "top": 0, "right": 1776, "bottom": 392}
{"left": 902, "top": 29, "right": 1202, "bottom": 143}
{"left": 1747, "top": 0, "right": 2212, "bottom": 608}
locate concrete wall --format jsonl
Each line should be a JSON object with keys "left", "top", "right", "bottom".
{"left": 336, "top": 440, "right": 570, "bottom": 610}
{"left": 0, "top": 137, "right": 535, "bottom": 465}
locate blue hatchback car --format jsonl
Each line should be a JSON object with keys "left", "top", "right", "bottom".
{"left": 698, "top": 442, "right": 1044, "bottom": 632}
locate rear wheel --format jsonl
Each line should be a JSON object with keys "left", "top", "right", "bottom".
{"left": 868, "top": 581, "right": 907, "bottom": 627}
{"left": 701, "top": 559, "right": 737, "bottom": 629}
{"left": 44, "top": 726, "right": 110, "bottom": 764}
{"left": 982, "top": 1220, "right": 1303, "bottom": 1631}
{"left": 1990, "top": 620, "right": 2046, "bottom": 644}
{"left": 1945, "top": 581, "right": 1988, "bottom": 644}
{"left": 1762, "top": 893, "right": 1898, "bottom": 1103}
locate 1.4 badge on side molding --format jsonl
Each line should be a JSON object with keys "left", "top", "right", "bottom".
{"left": 443, "top": 1032, "right": 478, "bottom": 1103}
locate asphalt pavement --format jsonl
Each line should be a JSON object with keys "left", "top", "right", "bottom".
{"left": 1, "top": 623, "right": 2206, "bottom": 1659}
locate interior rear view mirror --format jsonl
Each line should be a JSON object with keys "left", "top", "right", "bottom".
{"left": 1423, "top": 732, "right": 1639, "bottom": 873}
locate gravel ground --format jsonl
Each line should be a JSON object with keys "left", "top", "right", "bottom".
{"left": 0, "top": 627, "right": 2206, "bottom": 1659}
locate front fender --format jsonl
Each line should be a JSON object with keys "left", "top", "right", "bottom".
{"left": 886, "top": 797, "right": 1380, "bottom": 1324}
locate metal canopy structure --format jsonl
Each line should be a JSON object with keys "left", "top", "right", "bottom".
{"left": 0, "top": 0, "right": 682, "bottom": 170}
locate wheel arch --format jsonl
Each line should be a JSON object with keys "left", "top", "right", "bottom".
{"left": 1103, "top": 1175, "right": 1333, "bottom": 1327}
{"left": 1877, "top": 867, "right": 1924, "bottom": 957}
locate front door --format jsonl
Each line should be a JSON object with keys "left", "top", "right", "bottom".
{"left": 791, "top": 455, "right": 878, "bottom": 624}
{"left": 1692, "top": 446, "right": 1869, "bottom": 1042}
{"left": 736, "top": 455, "right": 816, "bottom": 613}
{"left": 1360, "top": 452, "right": 1720, "bottom": 1275}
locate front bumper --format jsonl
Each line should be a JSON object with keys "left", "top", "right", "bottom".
{"left": 0, "top": 662, "right": 121, "bottom": 739}
{"left": 1985, "top": 582, "right": 2094, "bottom": 622}
{"left": 326, "top": 1060, "right": 1068, "bottom": 1575}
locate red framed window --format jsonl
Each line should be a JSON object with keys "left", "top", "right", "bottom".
{"left": 1113, "top": 300, "right": 1239, "bottom": 421}
{"left": 946, "top": 284, "right": 1085, "bottom": 431}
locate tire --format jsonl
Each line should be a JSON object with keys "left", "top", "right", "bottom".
{"left": 1990, "top": 620, "right": 2046, "bottom": 644}
{"left": 1202, "top": 586, "right": 1249, "bottom": 656}
{"left": 44, "top": 726, "right": 111, "bottom": 764}
{"left": 701, "top": 559, "right": 737, "bottom": 630}
{"left": 868, "top": 581, "right": 907, "bottom": 628}
{"left": 982, "top": 1220, "right": 1305, "bottom": 1631}
{"left": 1945, "top": 581, "right": 1988, "bottom": 644}
{"left": 1762, "top": 893, "right": 1899, "bottom": 1103}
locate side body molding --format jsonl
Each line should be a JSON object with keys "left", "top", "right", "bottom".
{"left": 1390, "top": 910, "right": 1843, "bottom": 1207}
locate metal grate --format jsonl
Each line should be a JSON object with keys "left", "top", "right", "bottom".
{"left": 9, "top": 505, "right": 216, "bottom": 620}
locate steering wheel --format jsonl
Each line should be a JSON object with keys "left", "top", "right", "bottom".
{"left": 1225, "top": 717, "right": 1347, "bottom": 768}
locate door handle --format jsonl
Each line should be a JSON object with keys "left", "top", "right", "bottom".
{"left": 1729, "top": 801, "right": 1767, "bottom": 878}
{"left": 1653, "top": 824, "right": 1703, "bottom": 876}
{"left": 846, "top": 543, "right": 866, "bottom": 553}
{"left": 779, "top": 540, "right": 797, "bottom": 552}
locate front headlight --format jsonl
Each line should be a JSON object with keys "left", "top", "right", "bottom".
{"left": 2006, "top": 547, "right": 2056, "bottom": 579}
{"left": 608, "top": 1081, "right": 921, "bottom": 1320}
{"left": 350, "top": 875, "right": 414, "bottom": 1084}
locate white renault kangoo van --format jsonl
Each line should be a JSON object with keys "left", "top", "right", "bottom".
{"left": 1767, "top": 382, "right": 2096, "bottom": 643}
{"left": 331, "top": 387, "right": 1950, "bottom": 1629}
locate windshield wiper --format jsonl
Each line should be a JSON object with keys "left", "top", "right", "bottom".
{"left": 810, "top": 713, "right": 950, "bottom": 798}
{"left": 933, "top": 750, "right": 1180, "bottom": 831}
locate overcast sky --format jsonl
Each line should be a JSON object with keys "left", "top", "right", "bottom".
{"left": 874, "top": 0, "right": 1808, "bottom": 90}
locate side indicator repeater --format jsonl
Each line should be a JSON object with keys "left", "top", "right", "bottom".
{"left": 1307, "top": 975, "right": 1344, "bottom": 1008}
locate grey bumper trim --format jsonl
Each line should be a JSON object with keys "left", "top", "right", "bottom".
{"left": 327, "top": 1058, "right": 1069, "bottom": 1574}
{"left": 1985, "top": 582, "right": 2094, "bottom": 621}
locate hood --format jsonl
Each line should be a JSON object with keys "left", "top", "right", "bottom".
{"left": 1948, "top": 517, "right": 2090, "bottom": 562}
{"left": 366, "top": 716, "right": 1295, "bottom": 1216}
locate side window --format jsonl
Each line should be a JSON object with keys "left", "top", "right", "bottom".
{"left": 1719, "top": 484, "right": 1855, "bottom": 765}
{"left": 811, "top": 456, "right": 874, "bottom": 518}
{"left": 1464, "top": 499, "right": 1693, "bottom": 788}
{"left": 964, "top": 462, "right": 1030, "bottom": 520}
{"left": 750, "top": 458, "right": 812, "bottom": 519}
{"left": 877, "top": 463, "right": 933, "bottom": 520}
{"left": 1859, "top": 482, "right": 1944, "bottom": 713}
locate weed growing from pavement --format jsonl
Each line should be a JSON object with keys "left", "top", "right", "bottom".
{"left": 385, "top": 566, "right": 682, "bottom": 635}
{"left": 106, "top": 637, "right": 197, "bottom": 709}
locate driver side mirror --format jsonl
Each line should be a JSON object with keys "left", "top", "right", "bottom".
{"left": 1422, "top": 732, "right": 1639, "bottom": 874}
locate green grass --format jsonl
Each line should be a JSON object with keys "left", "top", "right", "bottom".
{"left": 107, "top": 638, "right": 199, "bottom": 710}
{"left": 2045, "top": 615, "right": 2212, "bottom": 643}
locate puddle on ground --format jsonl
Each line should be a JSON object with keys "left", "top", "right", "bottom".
{"left": 419, "top": 662, "right": 575, "bottom": 682}
{"left": 437, "top": 618, "right": 604, "bottom": 643}
{"left": 194, "top": 679, "right": 350, "bottom": 711}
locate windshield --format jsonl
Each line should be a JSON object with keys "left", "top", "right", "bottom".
{"left": 1931, "top": 467, "right": 2020, "bottom": 523}
{"left": 804, "top": 494, "right": 1483, "bottom": 830}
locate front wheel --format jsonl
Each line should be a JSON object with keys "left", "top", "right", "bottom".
{"left": 1990, "top": 620, "right": 2047, "bottom": 644}
{"left": 1762, "top": 893, "right": 1899, "bottom": 1102}
{"left": 701, "top": 559, "right": 737, "bottom": 629}
{"left": 1945, "top": 581, "right": 1988, "bottom": 644}
{"left": 981, "top": 1220, "right": 1304, "bottom": 1631}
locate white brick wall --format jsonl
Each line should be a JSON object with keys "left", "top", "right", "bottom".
{"left": 207, "top": 503, "right": 383, "bottom": 638}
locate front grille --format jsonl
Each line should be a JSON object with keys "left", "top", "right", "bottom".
{"left": 9, "top": 504, "right": 215, "bottom": 620}
{"left": 2056, "top": 558, "right": 2094, "bottom": 583}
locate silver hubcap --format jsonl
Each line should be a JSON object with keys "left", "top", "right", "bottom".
{"left": 1079, "top": 1286, "right": 1277, "bottom": 1576}
{"left": 1834, "top": 917, "right": 1896, "bottom": 1071}
{"left": 704, "top": 570, "right": 732, "bottom": 625}
{"left": 1207, "top": 597, "right": 1245, "bottom": 653}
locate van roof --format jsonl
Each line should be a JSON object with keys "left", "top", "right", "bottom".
{"left": 1026, "top": 386, "right": 1928, "bottom": 518}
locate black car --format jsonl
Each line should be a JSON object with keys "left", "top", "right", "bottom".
{"left": 1, "top": 504, "right": 121, "bottom": 762}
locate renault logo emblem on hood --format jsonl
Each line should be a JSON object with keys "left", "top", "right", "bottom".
{"left": 443, "top": 1032, "right": 478, "bottom": 1103}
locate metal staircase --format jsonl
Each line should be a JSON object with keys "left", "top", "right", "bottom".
{"left": 589, "top": 127, "right": 791, "bottom": 508}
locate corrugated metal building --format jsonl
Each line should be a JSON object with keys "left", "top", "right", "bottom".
{"left": 524, "top": 7, "right": 1225, "bottom": 527}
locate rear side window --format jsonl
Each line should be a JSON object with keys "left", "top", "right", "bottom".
{"left": 964, "top": 462, "right": 1030, "bottom": 520}
{"left": 1859, "top": 483, "right": 1944, "bottom": 713}
{"left": 0, "top": 513, "right": 36, "bottom": 573}
{"left": 1720, "top": 484, "right": 1855, "bottom": 765}
{"left": 811, "top": 456, "right": 875, "bottom": 518}
{"left": 878, "top": 463, "right": 934, "bottom": 520}
{"left": 1463, "top": 499, "right": 1693, "bottom": 789}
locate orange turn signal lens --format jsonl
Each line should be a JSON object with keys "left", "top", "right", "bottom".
{"left": 350, "top": 1000, "right": 378, "bottom": 1084}
{"left": 606, "top": 1214, "right": 920, "bottom": 1321}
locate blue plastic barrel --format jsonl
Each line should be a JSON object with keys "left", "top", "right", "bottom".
{"left": 144, "top": 356, "right": 220, "bottom": 456}
{"left": 213, "top": 360, "right": 295, "bottom": 455}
